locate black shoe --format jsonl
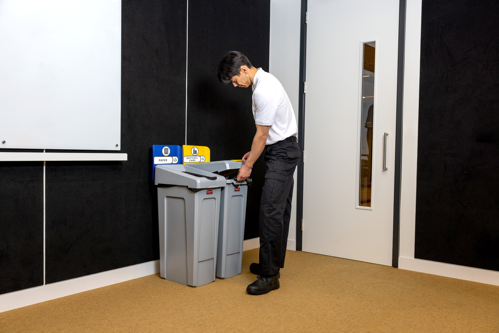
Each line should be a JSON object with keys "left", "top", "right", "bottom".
{"left": 249, "top": 263, "right": 280, "bottom": 278}
{"left": 246, "top": 275, "right": 280, "bottom": 295}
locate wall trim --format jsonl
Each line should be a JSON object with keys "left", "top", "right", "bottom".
{"left": 243, "top": 237, "right": 260, "bottom": 251}
{"left": 0, "top": 152, "right": 128, "bottom": 162}
{"left": 295, "top": 0, "right": 308, "bottom": 251}
{"left": 399, "top": 257, "right": 499, "bottom": 287}
{"left": 0, "top": 260, "right": 159, "bottom": 313}
{"left": 244, "top": 237, "right": 295, "bottom": 251}
{"left": 399, "top": 0, "right": 422, "bottom": 260}
{"left": 391, "top": 0, "right": 407, "bottom": 268}
{"left": 0, "top": 238, "right": 269, "bottom": 313}
{"left": 184, "top": 0, "right": 189, "bottom": 145}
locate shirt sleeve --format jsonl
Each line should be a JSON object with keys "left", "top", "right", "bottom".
{"left": 253, "top": 88, "right": 279, "bottom": 126}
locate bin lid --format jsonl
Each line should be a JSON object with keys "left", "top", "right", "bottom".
{"left": 190, "top": 160, "right": 242, "bottom": 174}
{"left": 154, "top": 164, "right": 226, "bottom": 189}
{"left": 190, "top": 160, "right": 250, "bottom": 185}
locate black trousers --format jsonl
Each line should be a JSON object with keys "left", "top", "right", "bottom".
{"left": 259, "top": 136, "right": 301, "bottom": 276}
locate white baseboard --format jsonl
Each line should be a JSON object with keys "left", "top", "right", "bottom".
{"left": 243, "top": 238, "right": 296, "bottom": 251}
{"left": 0, "top": 237, "right": 290, "bottom": 313}
{"left": 399, "top": 257, "right": 499, "bottom": 287}
{"left": 242, "top": 237, "right": 296, "bottom": 251}
{"left": 243, "top": 237, "right": 260, "bottom": 251}
{"left": 0, "top": 260, "right": 159, "bottom": 313}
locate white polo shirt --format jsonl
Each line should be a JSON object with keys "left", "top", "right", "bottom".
{"left": 252, "top": 68, "right": 298, "bottom": 145}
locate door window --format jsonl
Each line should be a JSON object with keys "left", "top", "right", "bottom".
{"left": 359, "top": 42, "right": 375, "bottom": 207}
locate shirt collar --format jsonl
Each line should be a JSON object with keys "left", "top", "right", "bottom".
{"left": 252, "top": 68, "right": 264, "bottom": 91}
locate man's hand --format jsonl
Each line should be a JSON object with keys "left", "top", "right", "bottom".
{"left": 242, "top": 151, "right": 251, "bottom": 162}
{"left": 237, "top": 125, "right": 270, "bottom": 182}
{"left": 237, "top": 163, "right": 252, "bottom": 182}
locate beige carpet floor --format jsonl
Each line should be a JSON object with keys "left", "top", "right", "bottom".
{"left": 1, "top": 249, "right": 499, "bottom": 332}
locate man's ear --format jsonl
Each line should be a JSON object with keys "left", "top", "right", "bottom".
{"left": 240, "top": 66, "right": 249, "bottom": 75}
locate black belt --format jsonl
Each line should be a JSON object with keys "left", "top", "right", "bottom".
{"left": 268, "top": 136, "right": 297, "bottom": 148}
{"left": 283, "top": 136, "right": 297, "bottom": 143}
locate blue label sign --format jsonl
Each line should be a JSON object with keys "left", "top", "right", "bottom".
{"left": 152, "top": 145, "right": 182, "bottom": 182}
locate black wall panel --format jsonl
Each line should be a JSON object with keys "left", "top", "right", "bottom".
{"left": 45, "top": 0, "right": 187, "bottom": 283}
{"left": 0, "top": 162, "right": 43, "bottom": 294}
{"left": 415, "top": 0, "right": 499, "bottom": 271}
{"left": 2, "top": 0, "right": 271, "bottom": 289}
{"left": 187, "top": 0, "right": 271, "bottom": 240}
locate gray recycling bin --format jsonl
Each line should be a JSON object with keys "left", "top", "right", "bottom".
{"left": 154, "top": 164, "right": 226, "bottom": 287}
{"left": 191, "top": 160, "right": 249, "bottom": 279}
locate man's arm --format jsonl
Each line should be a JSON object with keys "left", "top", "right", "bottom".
{"left": 237, "top": 124, "right": 270, "bottom": 181}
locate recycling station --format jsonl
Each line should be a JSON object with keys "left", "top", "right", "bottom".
{"left": 152, "top": 145, "right": 249, "bottom": 287}
{"left": 191, "top": 160, "right": 250, "bottom": 279}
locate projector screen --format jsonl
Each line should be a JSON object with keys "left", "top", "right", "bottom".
{"left": 0, "top": 0, "right": 121, "bottom": 151}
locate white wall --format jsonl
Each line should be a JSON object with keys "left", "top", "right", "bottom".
{"left": 269, "top": 0, "right": 302, "bottom": 250}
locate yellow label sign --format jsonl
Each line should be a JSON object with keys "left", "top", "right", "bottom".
{"left": 182, "top": 145, "right": 210, "bottom": 164}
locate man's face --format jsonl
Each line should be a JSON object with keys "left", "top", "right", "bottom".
{"left": 231, "top": 67, "right": 251, "bottom": 88}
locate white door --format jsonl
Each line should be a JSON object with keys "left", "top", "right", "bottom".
{"left": 303, "top": 0, "right": 399, "bottom": 266}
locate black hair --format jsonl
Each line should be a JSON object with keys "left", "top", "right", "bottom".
{"left": 217, "top": 51, "right": 253, "bottom": 84}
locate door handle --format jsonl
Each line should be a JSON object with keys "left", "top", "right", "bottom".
{"left": 383, "top": 133, "right": 389, "bottom": 172}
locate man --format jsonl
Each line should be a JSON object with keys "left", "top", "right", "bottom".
{"left": 217, "top": 51, "right": 300, "bottom": 295}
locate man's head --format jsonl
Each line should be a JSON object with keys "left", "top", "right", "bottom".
{"left": 217, "top": 51, "right": 254, "bottom": 88}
